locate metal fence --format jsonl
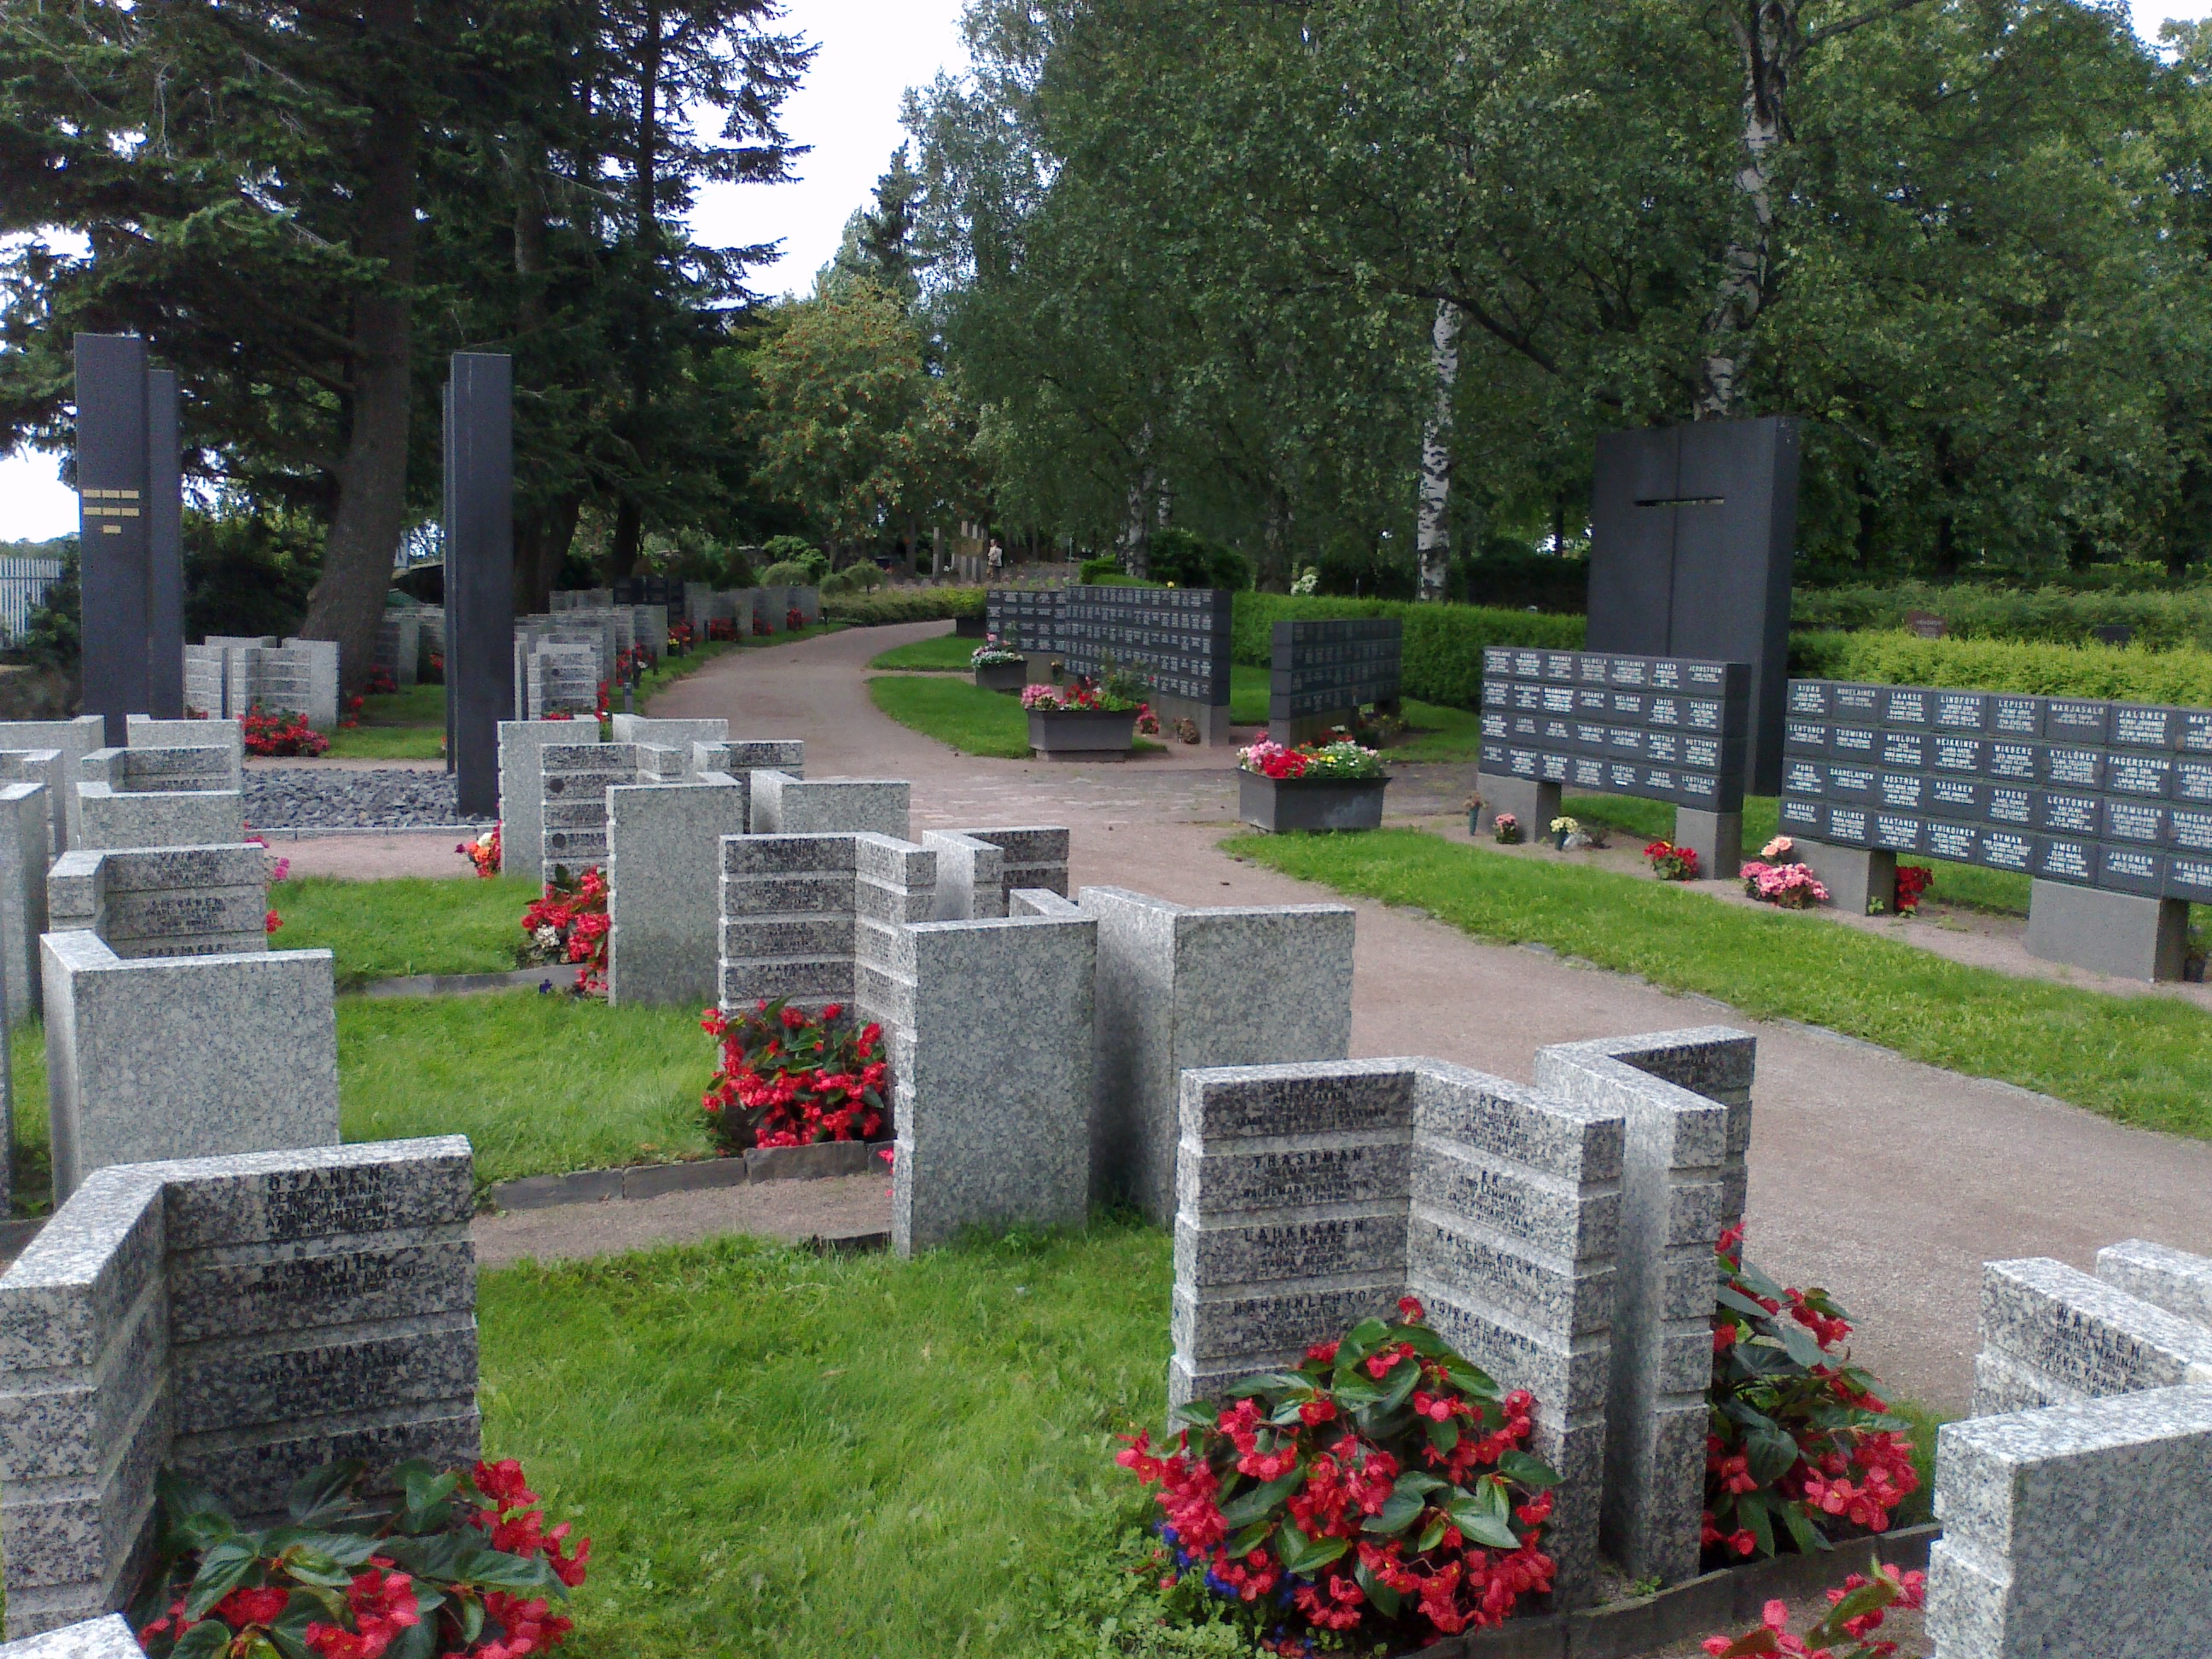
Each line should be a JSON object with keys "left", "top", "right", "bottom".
{"left": 0, "top": 557, "right": 64, "bottom": 641}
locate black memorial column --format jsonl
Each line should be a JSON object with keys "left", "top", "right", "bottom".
{"left": 1586, "top": 416, "right": 1800, "bottom": 795}
{"left": 444, "top": 353, "right": 514, "bottom": 817}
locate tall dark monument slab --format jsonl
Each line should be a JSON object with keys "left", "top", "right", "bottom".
{"left": 145, "top": 369, "right": 184, "bottom": 719}
{"left": 75, "top": 336, "right": 185, "bottom": 740}
{"left": 444, "top": 354, "right": 514, "bottom": 818}
{"left": 1586, "top": 416, "right": 1800, "bottom": 795}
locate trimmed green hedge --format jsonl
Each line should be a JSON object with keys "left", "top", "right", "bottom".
{"left": 1792, "top": 630, "right": 2212, "bottom": 705}
{"left": 1792, "top": 581, "right": 2212, "bottom": 650}
{"left": 821, "top": 586, "right": 985, "bottom": 626}
{"left": 1231, "top": 592, "right": 1583, "bottom": 709}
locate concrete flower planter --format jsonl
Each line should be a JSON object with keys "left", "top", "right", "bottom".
{"left": 974, "top": 660, "right": 1027, "bottom": 692}
{"left": 1240, "top": 771, "right": 1388, "bottom": 833}
{"left": 1029, "top": 707, "right": 1137, "bottom": 760}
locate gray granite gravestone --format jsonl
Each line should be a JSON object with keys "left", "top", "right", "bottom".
{"left": 1169, "top": 1056, "right": 1625, "bottom": 1609}
{"left": 607, "top": 777, "right": 749, "bottom": 1006}
{"left": 1587, "top": 418, "right": 1799, "bottom": 795}
{"left": 46, "top": 844, "right": 269, "bottom": 962}
{"left": 0, "top": 783, "right": 44, "bottom": 1021}
{"left": 0, "top": 1138, "right": 477, "bottom": 1636}
{"left": 693, "top": 740, "right": 806, "bottom": 829}
{"left": 1968, "top": 1256, "right": 2212, "bottom": 1416}
{"left": 2098, "top": 1237, "right": 2212, "bottom": 1330}
{"left": 1532, "top": 1027, "right": 1752, "bottom": 1586}
{"left": 889, "top": 911, "right": 1097, "bottom": 1254}
{"left": 1078, "top": 886, "right": 1356, "bottom": 1223}
{"left": 72, "top": 782, "right": 242, "bottom": 852}
{"left": 0, "top": 1615, "right": 141, "bottom": 1656}
{"left": 609, "top": 714, "right": 731, "bottom": 765}
{"left": 498, "top": 719, "right": 599, "bottom": 886}
{"left": 1926, "top": 1385, "right": 2212, "bottom": 1659}
{"left": 444, "top": 353, "right": 514, "bottom": 818}
{"left": 748, "top": 771, "right": 910, "bottom": 838}
{"left": 41, "top": 933, "right": 339, "bottom": 1199}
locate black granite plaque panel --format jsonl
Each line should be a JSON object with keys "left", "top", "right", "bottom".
{"left": 1485, "top": 649, "right": 1749, "bottom": 812}
{"left": 1270, "top": 620, "right": 1403, "bottom": 721}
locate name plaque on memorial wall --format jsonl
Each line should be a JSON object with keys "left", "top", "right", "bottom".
{"left": 986, "top": 586, "right": 1232, "bottom": 707}
{"left": 1270, "top": 620, "right": 1402, "bottom": 721}
{"left": 1778, "top": 678, "right": 2212, "bottom": 902}
{"left": 1480, "top": 647, "right": 1751, "bottom": 812}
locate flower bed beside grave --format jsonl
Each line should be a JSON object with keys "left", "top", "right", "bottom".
{"left": 1893, "top": 865, "right": 1932, "bottom": 915}
{"left": 972, "top": 636, "right": 1027, "bottom": 692}
{"left": 1492, "top": 812, "right": 1522, "bottom": 845}
{"left": 243, "top": 705, "right": 331, "bottom": 758}
{"left": 1739, "top": 859, "right": 1829, "bottom": 910}
{"left": 1115, "top": 1297, "right": 1559, "bottom": 1653}
{"left": 699, "top": 998, "right": 888, "bottom": 1150}
{"left": 1023, "top": 679, "right": 1142, "bottom": 758}
{"left": 1702, "top": 1561, "right": 1925, "bottom": 1658}
{"left": 1645, "top": 839, "right": 1700, "bottom": 881}
{"left": 132, "top": 1455, "right": 589, "bottom": 1659}
{"left": 1703, "top": 1226, "right": 1921, "bottom": 1565}
{"left": 1237, "top": 737, "right": 1389, "bottom": 833}
{"left": 522, "top": 867, "right": 608, "bottom": 996}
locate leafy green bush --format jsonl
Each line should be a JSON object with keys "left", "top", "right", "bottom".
{"left": 758, "top": 560, "right": 818, "bottom": 585}
{"left": 1459, "top": 551, "right": 1587, "bottom": 614}
{"left": 823, "top": 586, "right": 986, "bottom": 625}
{"left": 1793, "top": 581, "right": 2212, "bottom": 649}
{"left": 1147, "top": 528, "right": 1251, "bottom": 591}
{"left": 1079, "top": 556, "right": 1123, "bottom": 583}
{"left": 820, "top": 564, "right": 885, "bottom": 596}
{"left": 760, "top": 535, "right": 826, "bottom": 576}
{"left": 1791, "top": 631, "right": 2212, "bottom": 704}
{"left": 1231, "top": 593, "right": 1583, "bottom": 708}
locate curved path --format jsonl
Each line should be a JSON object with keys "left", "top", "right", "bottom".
{"left": 646, "top": 622, "right": 2212, "bottom": 1414}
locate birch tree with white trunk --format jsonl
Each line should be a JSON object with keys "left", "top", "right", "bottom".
{"left": 1416, "top": 299, "right": 1463, "bottom": 601}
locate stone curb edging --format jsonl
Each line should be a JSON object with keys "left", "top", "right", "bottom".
{"left": 357, "top": 967, "right": 557, "bottom": 999}
{"left": 485, "top": 1138, "right": 893, "bottom": 1212}
{"left": 1414, "top": 1523, "right": 1941, "bottom": 1659}
{"left": 256, "top": 824, "right": 492, "bottom": 841}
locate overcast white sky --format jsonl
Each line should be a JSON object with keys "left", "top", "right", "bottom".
{"left": 1, "top": 0, "right": 2203, "bottom": 540}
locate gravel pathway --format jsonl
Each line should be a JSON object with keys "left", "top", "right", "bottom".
{"left": 245, "top": 764, "right": 492, "bottom": 831}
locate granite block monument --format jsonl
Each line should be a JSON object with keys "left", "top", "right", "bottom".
{"left": 1078, "top": 887, "right": 1356, "bottom": 1223}
{"left": 748, "top": 771, "right": 910, "bottom": 839}
{"left": 498, "top": 720, "right": 600, "bottom": 886}
{"left": 46, "top": 845, "right": 270, "bottom": 962}
{"left": 606, "top": 776, "right": 748, "bottom": 1006}
{"left": 41, "top": 933, "right": 339, "bottom": 1199}
{"left": 0, "top": 1138, "right": 478, "bottom": 1636}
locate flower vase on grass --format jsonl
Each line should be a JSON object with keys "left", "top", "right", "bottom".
{"left": 1493, "top": 812, "right": 1522, "bottom": 845}
{"left": 1739, "top": 860, "right": 1829, "bottom": 909}
{"left": 1644, "top": 840, "right": 1699, "bottom": 881}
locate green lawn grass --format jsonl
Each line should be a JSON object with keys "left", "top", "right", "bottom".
{"left": 868, "top": 674, "right": 1035, "bottom": 759}
{"left": 1227, "top": 827, "right": 2212, "bottom": 1139}
{"left": 478, "top": 1224, "right": 1175, "bottom": 1658}
{"left": 327, "top": 683, "right": 451, "bottom": 759}
{"left": 271, "top": 874, "right": 538, "bottom": 987}
{"left": 867, "top": 628, "right": 971, "bottom": 671}
{"left": 476, "top": 1222, "right": 1942, "bottom": 1657}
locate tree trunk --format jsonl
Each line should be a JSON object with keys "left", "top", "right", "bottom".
{"left": 1121, "top": 422, "right": 1155, "bottom": 579}
{"left": 515, "top": 493, "right": 580, "bottom": 614}
{"left": 1416, "top": 300, "right": 1462, "bottom": 601}
{"left": 616, "top": 2, "right": 664, "bottom": 582}
{"left": 608, "top": 495, "right": 643, "bottom": 581}
{"left": 1699, "top": 3, "right": 1791, "bottom": 418}
{"left": 299, "top": 0, "right": 417, "bottom": 693}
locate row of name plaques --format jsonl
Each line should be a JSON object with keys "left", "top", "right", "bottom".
{"left": 987, "top": 586, "right": 1231, "bottom": 706}
{"left": 1480, "top": 648, "right": 1750, "bottom": 812}
{"left": 1783, "top": 679, "right": 2212, "bottom": 900}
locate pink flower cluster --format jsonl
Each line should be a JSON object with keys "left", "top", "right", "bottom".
{"left": 1740, "top": 860, "right": 1830, "bottom": 909}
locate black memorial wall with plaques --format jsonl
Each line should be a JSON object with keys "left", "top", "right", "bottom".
{"left": 1480, "top": 646, "right": 1751, "bottom": 814}
{"left": 985, "top": 585, "right": 1232, "bottom": 707}
{"left": 1269, "top": 620, "right": 1402, "bottom": 741}
{"left": 1586, "top": 417, "right": 1799, "bottom": 797}
{"left": 1778, "top": 679, "right": 2212, "bottom": 905}
{"left": 75, "top": 335, "right": 185, "bottom": 740}
{"left": 443, "top": 353, "right": 515, "bottom": 818}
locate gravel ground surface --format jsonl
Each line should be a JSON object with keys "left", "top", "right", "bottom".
{"left": 245, "top": 763, "right": 492, "bottom": 830}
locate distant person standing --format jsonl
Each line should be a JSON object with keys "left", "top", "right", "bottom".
{"left": 987, "top": 537, "right": 1004, "bottom": 577}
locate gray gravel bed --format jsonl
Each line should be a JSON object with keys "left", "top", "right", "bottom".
{"left": 245, "top": 766, "right": 494, "bottom": 831}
